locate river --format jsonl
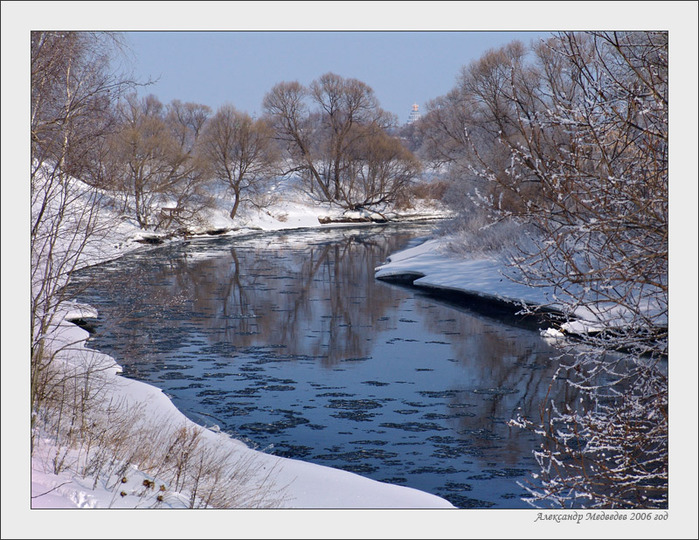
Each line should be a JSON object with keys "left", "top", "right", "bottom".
{"left": 68, "top": 222, "right": 578, "bottom": 508}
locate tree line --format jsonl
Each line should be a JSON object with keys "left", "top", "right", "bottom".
{"left": 33, "top": 32, "right": 423, "bottom": 234}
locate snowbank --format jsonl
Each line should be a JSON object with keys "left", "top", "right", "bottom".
{"left": 375, "top": 238, "right": 554, "bottom": 306}
{"left": 374, "top": 237, "right": 565, "bottom": 338}
{"left": 374, "top": 235, "right": 665, "bottom": 339}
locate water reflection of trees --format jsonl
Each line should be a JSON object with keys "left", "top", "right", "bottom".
{"left": 411, "top": 299, "right": 583, "bottom": 467}
{"left": 133, "top": 228, "right": 429, "bottom": 366}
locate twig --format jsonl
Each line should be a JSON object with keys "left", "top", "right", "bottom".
{"left": 32, "top": 481, "right": 72, "bottom": 499}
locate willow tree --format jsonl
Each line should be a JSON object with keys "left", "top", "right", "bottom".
{"left": 106, "top": 94, "right": 213, "bottom": 229}
{"left": 200, "top": 104, "right": 281, "bottom": 220}
{"left": 263, "top": 72, "right": 419, "bottom": 209}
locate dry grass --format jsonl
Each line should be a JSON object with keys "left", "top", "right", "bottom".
{"left": 32, "top": 346, "right": 288, "bottom": 508}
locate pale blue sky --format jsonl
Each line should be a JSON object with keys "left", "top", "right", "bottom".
{"left": 124, "top": 31, "right": 552, "bottom": 123}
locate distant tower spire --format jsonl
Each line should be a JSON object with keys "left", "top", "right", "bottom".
{"left": 407, "top": 102, "right": 421, "bottom": 124}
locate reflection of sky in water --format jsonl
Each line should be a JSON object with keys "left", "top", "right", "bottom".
{"left": 70, "top": 224, "right": 578, "bottom": 508}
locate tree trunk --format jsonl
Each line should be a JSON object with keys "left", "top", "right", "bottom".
{"left": 229, "top": 188, "right": 241, "bottom": 220}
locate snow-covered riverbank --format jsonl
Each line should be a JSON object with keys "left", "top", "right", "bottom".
{"left": 374, "top": 234, "right": 671, "bottom": 343}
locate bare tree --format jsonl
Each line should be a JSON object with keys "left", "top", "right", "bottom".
{"left": 477, "top": 32, "right": 668, "bottom": 346}
{"left": 31, "top": 31, "right": 135, "bottom": 441}
{"left": 506, "top": 32, "right": 667, "bottom": 509}
{"left": 263, "top": 80, "right": 333, "bottom": 201}
{"left": 200, "top": 104, "right": 281, "bottom": 220}
{"left": 263, "top": 72, "right": 419, "bottom": 209}
{"left": 106, "top": 94, "right": 213, "bottom": 229}
{"left": 161, "top": 99, "right": 215, "bottom": 229}
{"left": 345, "top": 124, "right": 422, "bottom": 209}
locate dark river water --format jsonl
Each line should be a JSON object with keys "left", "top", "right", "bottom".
{"left": 69, "top": 223, "right": 578, "bottom": 508}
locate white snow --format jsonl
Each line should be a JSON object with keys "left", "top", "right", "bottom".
{"left": 374, "top": 235, "right": 666, "bottom": 337}
{"left": 375, "top": 238, "right": 555, "bottom": 307}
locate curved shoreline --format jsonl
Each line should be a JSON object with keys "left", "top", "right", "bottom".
{"left": 376, "top": 272, "right": 568, "bottom": 333}
{"left": 32, "top": 218, "right": 457, "bottom": 509}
